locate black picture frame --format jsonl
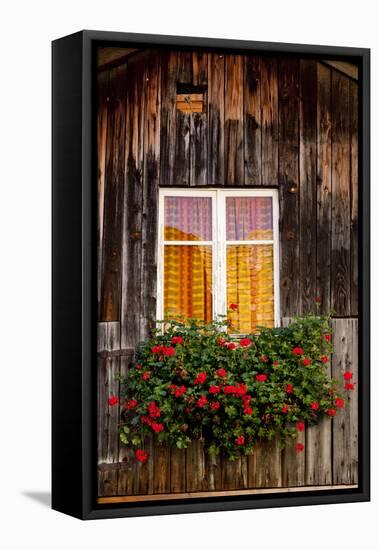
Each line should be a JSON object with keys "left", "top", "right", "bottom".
{"left": 52, "top": 30, "right": 370, "bottom": 520}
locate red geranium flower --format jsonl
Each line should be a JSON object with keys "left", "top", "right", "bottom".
{"left": 151, "top": 422, "right": 164, "bottom": 433}
{"left": 324, "top": 334, "right": 331, "bottom": 342}
{"left": 285, "top": 383, "right": 293, "bottom": 394}
{"left": 216, "top": 368, "right": 227, "bottom": 379}
{"left": 273, "top": 360, "right": 280, "bottom": 366}
{"left": 229, "top": 303, "right": 238, "bottom": 310}
{"left": 194, "top": 372, "right": 207, "bottom": 385}
{"left": 108, "top": 395, "right": 119, "bottom": 406}
{"left": 344, "top": 382, "right": 355, "bottom": 391}
{"left": 295, "top": 443, "right": 304, "bottom": 453}
{"left": 126, "top": 398, "right": 138, "bottom": 410}
{"left": 148, "top": 401, "right": 161, "bottom": 419}
{"left": 292, "top": 347, "right": 304, "bottom": 356}
{"left": 209, "top": 385, "right": 221, "bottom": 394}
{"left": 343, "top": 371, "right": 353, "bottom": 380}
{"left": 217, "top": 338, "right": 227, "bottom": 347}
{"left": 171, "top": 335, "right": 184, "bottom": 345}
{"left": 197, "top": 396, "right": 208, "bottom": 408}
{"left": 142, "top": 371, "right": 150, "bottom": 381}
{"left": 243, "top": 407, "right": 253, "bottom": 415}
{"left": 296, "top": 421, "right": 305, "bottom": 432}
{"left": 255, "top": 374, "right": 267, "bottom": 382}
{"left": 162, "top": 346, "right": 175, "bottom": 356}
{"left": 151, "top": 345, "right": 162, "bottom": 354}
{"left": 175, "top": 385, "right": 187, "bottom": 398}
{"left": 327, "top": 408, "right": 337, "bottom": 416}
{"left": 282, "top": 404, "right": 288, "bottom": 414}
{"left": 239, "top": 338, "right": 252, "bottom": 348}
{"left": 140, "top": 415, "right": 152, "bottom": 426}
{"left": 210, "top": 401, "right": 220, "bottom": 411}
{"left": 260, "top": 355, "right": 269, "bottom": 363}
{"left": 135, "top": 449, "right": 149, "bottom": 463}
{"left": 335, "top": 398, "right": 345, "bottom": 409}
{"left": 310, "top": 402, "right": 319, "bottom": 411}
{"left": 228, "top": 342, "right": 236, "bottom": 350}
{"left": 242, "top": 394, "right": 252, "bottom": 403}
{"left": 235, "top": 435, "right": 245, "bottom": 445}
{"left": 320, "top": 356, "right": 329, "bottom": 363}
{"left": 135, "top": 363, "right": 142, "bottom": 370}
{"left": 302, "top": 357, "right": 311, "bottom": 366}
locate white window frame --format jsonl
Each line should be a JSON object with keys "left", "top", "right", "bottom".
{"left": 157, "top": 188, "right": 280, "bottom": 331}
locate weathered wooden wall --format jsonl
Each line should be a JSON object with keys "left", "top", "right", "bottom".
{"left": 97, "top": 49, "right": 359, "bottom": 497}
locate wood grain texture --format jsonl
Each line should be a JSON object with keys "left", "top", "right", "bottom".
{"left": 350, "top": 80, "right": 359, "bottom": 316}
{"left": 316, "top": 63, "right": 332, "bottom": 314}
{"left": 248, "top": 436, "right": 282, "bottom": 488}
{"left": 208, "top": 53, "right": 225, "bottom": 186}
{"left": 97, "top": 70, "right": 109, "bottom": 312}
{"left": 97, "top": 322, "right": 121, "bottom": 496}
{"left": 278, "top": 59, "right": 300, "bottom": 317}
{"left": 331, "top": 70, "right": 351, "bottom": 316}
{"left": 261, "top": 57, "right": 279, "bottom": 186}
{"left": 244, "top": 56, "right": 261, "bottom": 184}
{"left": 99, "top": 65, "right": 127, "bottom": 321}
{"left": 225, "top": 55, "right": 244, "bottom": 186}
{"left": 332, "top": 319, "right": 358, "bottom": 485}
{"left": 190, "top": 54, "right": 208, "bottom": 186}
{"left": 299, "top": 59, "right": 317, "bottom": 314}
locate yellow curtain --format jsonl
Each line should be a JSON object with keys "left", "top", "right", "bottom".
{"left": 164, "top": 245, "right": 212, "bottom": 322}
{"left": 227, "top": 245, "right": 274, "bottom": 333}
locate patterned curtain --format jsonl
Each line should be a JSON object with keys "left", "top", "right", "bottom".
{"left": 226, "top": 197, "right": 274, "bottom": 333}
{"left": 164, "top": 197, "right": 212, "bottom": 322}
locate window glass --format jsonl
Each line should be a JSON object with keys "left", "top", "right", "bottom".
{"left": 164, "top": 245, "right": 213, "bottom": 322}
{"left": 226, "top": 244, "right": 274, "bottom": 333}
{"left": 164, "top": 197, "right": 212, "bottom": 241}
{"left": 226, "top": 197, "right": 273, "bottom": 240}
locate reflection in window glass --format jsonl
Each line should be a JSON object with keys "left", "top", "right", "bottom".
{"left": 164, "top": 197, "right": 212, "bottom": 241}
{"left": 226, "top": 197, "right": 273, "bottom": 241}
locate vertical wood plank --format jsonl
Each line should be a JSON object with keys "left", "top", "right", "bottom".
{"left": 221, "top": 457, "right": 248, "bottom": 490}
{"left": 208, "top": 53, "right": 225, "bottom": 186}
{"left": 299, "top": 59, "right": 317, "bottom": 313}
{"left": 97, "top": 322, "right": 121, "bottom": 496}
{"left": 99, "top": 65, "right": 127, "bottom": 322}
{"left": 331, "top": 70, "right": 351, "bottom": 316}
{"left": 170, "top": 449, "right": 187, "bottom": 493}
{"left": 244, "top": 55, "right": 261, "bottom": 185}
{"left": 332, "top": 319, "right": 358, "bottom": 484}
{"left": 278, "top": 59, "right": 300, "bottom": 317}
{"left": 97, "top": 69, "right": 109, "bottom": 316}
{"left": 121, "top": 57, "right": 145, "bottom": 350}
{"left": 141, "top": 52, "right": 161, "bottom": 338}
{"left": 350, "top": 80, "right": 359, "bottom": 316}
{"left": 186, "top": 441, "right": 207, "bottom": 492}
{"left": 160, "top": 51, "right": 191, "bottom": 186}
{"left": 248, "top": 437, "right": 282, "bottom": 488}
{"left": 316, "top": 63, "right": 332, "bottom": 314}
{"left": 225, "top": 55, "right": 244, "bottom": 186}
{"left": 153, "top": 445, "right": 171, "bottom": 494}
{"left": 190, "top": 53, "right": 208, "bottom": 186}
{"left": 261, "top": 56, "right": 279, "bottom": 186}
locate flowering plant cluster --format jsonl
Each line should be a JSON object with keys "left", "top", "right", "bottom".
{"left": 112, "top": 311, "right": 352, "bottom": 463}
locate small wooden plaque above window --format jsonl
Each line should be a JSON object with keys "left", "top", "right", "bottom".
{"left": 176, "top": 93, "right": 204, "bottom": 113}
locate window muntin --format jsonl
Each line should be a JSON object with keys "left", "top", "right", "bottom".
{"left": 158, "top": 189, "right": 279, "bottom": 333}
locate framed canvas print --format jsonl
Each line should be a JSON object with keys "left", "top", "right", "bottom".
{"left": 52, "top": 30, "right": 370, "bottom": 519}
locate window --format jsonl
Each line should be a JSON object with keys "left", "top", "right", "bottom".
{"left": 157, "top": 189, "right": 279, "bottom": 333}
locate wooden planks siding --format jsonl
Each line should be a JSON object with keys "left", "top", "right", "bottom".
{"left": 97, "top": 51, "right": 359, "bottom": 498}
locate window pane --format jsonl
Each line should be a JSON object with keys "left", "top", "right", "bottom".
{"left": 226, "top": 245, "right": 274, "bottom": 333}
{"left": 164, "top": 245, "right": 212, "bottom": 322}
{"left": 164, "top": 197, "right": 212, "bottom": 241}
{"left": 226, "top": 197, "right": 273, "bottom": 240}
